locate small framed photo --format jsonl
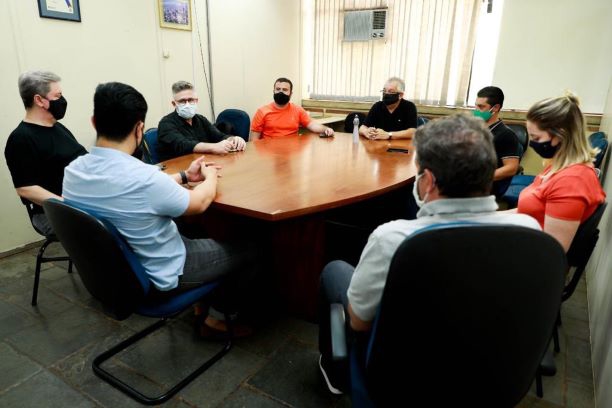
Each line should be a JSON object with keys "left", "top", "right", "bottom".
{"left": 158, "top": 0, "right": 192, "bottom": 31}
{"left": 37, "top": 0, "right": 81, "bottom": 22}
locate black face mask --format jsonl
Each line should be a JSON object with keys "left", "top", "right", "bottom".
{"left": 382, "top": 93, "right": 400, "bottom": 106}
{"left": 529, "top": 139, "right": 559, "bottom": 159}
{"left": 46, "top": 95, "right": 68, "bottom": 120}
{"left": 273, "top": 92, "right": 290, "bottom": 105}
{"left": 132, "top": 130, "right": 145, "bottom": 159}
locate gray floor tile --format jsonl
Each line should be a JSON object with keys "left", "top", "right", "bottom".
{"left": 6, "top": 304, "right": 117, "bottom": 366}
{"left": 217, "top": 386, "right": 287, "bottom": 407}
{"left": 566, "top": 381, "right": 595, "bottom": 408}
{"left": 0, "top": 342, "right": 43, "bottom": 392}
{"left": 566, "top": 337, "right": 595, "bottom": 387}
{"left": 0, "top": 299, "right": 38, "bottom": 339}
{"left": 276, "top": 317, "right": 319, "bottom": 348}
{"left": 248, "top": 339, "right": 338, "bottom": 408}
{"left": 0, "top": 369, "right": 96, "bottom": 408}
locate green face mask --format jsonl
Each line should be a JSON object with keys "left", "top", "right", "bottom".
{"left": 473, "top": 108, "right": 493, "bottom": 121}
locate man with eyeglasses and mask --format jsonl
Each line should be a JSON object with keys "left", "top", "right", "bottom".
{"left": 250, "top": 77, "right": 334, "bottom": 140}
{"left": 157, "top": 81, "right": 246, "bottom": 162}
{"left": 359, "top": 77, "right": 418, "bottom": 141}
{"left": 4, "top": 70, "right": 87, "bottom": 236}
{"left": 473, "top": 86, "right": 520, "bottom": 197}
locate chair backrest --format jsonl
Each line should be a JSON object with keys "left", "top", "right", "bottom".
{"left": 216, "top": 109, "right": 250, "bottom": 141}
{"left": 142, "top": 128, "right": 160, "bottom": 164}
{"left": 343, "top": 112, "right": 367, "bottom": 133}
{"left": 42, "top": 199, "right": 149, "bottom": 320}
{"left": 507, "top": 123, "right": 528, "bottom": 159}
{"left": 589, "top": 131, "right": 608, "bottom": 170}
{"left": 563, "top": 201, "right": 607, "bottom": 301}
{"left": 417, "top": 115, "right": 429, "bottom": 127}
{"left": 363, "top": 224, "right": 566, "bottom": 407}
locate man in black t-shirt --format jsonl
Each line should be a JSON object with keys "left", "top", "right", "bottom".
{"left": 4, "top": 71, "right": 87, "bottom": 235}
{"left": 157, "top": 81, "right": 246, "bottom": 162}
{"left": 473, "top": 86, "right": 520, "bottom": 197}
{"left": 359, "top": 77, "right": 418, "bottom": 141}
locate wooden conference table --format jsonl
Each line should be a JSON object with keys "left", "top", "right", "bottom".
{"left": 163, "top": 132, "right": 416, "bottom": 318}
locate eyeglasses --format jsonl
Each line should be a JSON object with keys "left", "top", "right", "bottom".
{"left": 175, "top": 97, "right": 198, "bottom": 105}
{"left": 380, "top": 90, "right": 400, "bottom": 95}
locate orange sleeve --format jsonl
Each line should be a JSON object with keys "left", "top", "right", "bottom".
{"left": 297, "top": 105, "right": 312, "bottom": 127}
{"left": 544, "top": 174, "right": 590, "bottom": 221}
{"left": 251, "top": 108, "right": 265, "bottom": 132}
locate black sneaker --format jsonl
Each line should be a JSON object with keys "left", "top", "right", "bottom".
{"left": 319, "top": 354, "right": 343, "bottom": 395}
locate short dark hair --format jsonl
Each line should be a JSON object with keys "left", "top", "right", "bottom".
{"left": 93, "top": 82, "right": 148, "bottom": 142}
{"left": 274, "top": 77, "right": 293, "bottom": 92}
{"left": 477, "top": 86, "right": 505, "bottom": 109}
{"left": 414, "top": 114, "right": 496, "bottom": 197}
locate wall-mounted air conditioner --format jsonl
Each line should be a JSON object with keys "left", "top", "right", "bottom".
{"left": 343, "top": 9, "right": 387, "bottom": 41}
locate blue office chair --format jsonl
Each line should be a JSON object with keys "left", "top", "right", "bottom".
{"left": 42, "top": 198, "right": 233, "bottom": 405}
{"left": 589, "top": 132, "right": 608, "bottom": 174}
{"left": 330, "top": 224, "right": 566, "bottom": 407}
{"left": 417, "top": 115, "right": 429, "bottom": 127}
{"left": 142, "top": 128, "right": 160, "bottom": 164}
{"left": 216, "top": 109, "right": 250, "bottom": 141}
{"left": 507, "top": 123, "right": 528, "bottom": 158}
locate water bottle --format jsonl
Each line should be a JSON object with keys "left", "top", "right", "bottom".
{"left": 352, "top": 114, "right": 359, "bottom": 144}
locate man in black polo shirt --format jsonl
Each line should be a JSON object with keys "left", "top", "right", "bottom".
{"left": 473, "top": 86, "right": 520, "bottom": 197}
{"left": 359, "top": 77, "right": 418, "bottom": 140}
{"left": 4, "top": 70, "right": 87, "bottom": 235}
{"left": 157, "top": 81, "right": 246, "bottom": 162}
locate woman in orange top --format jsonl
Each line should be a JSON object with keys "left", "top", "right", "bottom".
{"left": 517, "top": 93, "right": 606, "bottom": 252}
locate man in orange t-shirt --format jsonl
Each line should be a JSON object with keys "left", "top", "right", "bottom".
{"left": 250, "top": 77, "right": 334, "bottom": 140}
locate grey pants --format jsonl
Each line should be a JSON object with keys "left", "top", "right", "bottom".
{"left": 151, "top": 235, "right": 259, "bottom": 319}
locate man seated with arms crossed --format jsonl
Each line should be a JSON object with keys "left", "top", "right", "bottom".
{"left": 4, "top": 70, "right": 87, "bottom": 235}
{"left": 157, "top": 81, "right": 246, "bottom": 162}
{"left": 359, "top": 77, "right": 418, "bottom": 141}
{"left": 317, "top": 114, "right": 540, "bottom": 394}
{"left": 250, "top": 77, "right": 334, "bottom": 140}
{"left": 63, "top": 82, "right": 256, "bottom": 337}
{"left": 473, "top": 86, "right": 520, "bottom": 197}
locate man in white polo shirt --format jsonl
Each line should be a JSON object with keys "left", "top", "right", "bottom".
{"left": 317, "top": 114, "right": 540, "bottom": 394}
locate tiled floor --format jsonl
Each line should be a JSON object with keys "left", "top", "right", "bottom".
{"left": 0, "top": 242, "right": 595, "bottom": 407}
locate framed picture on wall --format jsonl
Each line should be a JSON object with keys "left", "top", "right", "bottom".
{"left": 37, "top": 0, "right": 81, "bottom": 22}
{"left": 158, "top": 0, "right": 192, "bottom": 31}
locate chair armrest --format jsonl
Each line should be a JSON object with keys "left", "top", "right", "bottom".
{"left": 330, "top": 303, "right": 348, "bottom": 361}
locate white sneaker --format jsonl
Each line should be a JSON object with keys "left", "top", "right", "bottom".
{"left": 319, "top": 354, "right": 343, "bottom": 395}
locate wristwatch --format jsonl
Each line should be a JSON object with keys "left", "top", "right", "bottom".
{"left": 179, "top": 170, "right": 188, "bottom": 184}
{"left": 388, "top": 132, "right": 393, "bottom": 140}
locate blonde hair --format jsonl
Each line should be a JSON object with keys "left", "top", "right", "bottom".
{"left": 526, "top": 92, "right": 597, "bottom": 174}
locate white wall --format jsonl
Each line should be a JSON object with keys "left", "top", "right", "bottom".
{"left": 0, "top": 0, "right": 301, "bottom": 253}
{"left": 492, "top": 0, "right": 612, "bottom": 113}
{"left": 588, "top": 78, "right": 612, "bottom": 408}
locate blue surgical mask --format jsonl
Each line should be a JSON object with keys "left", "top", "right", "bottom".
{"left": 176, "top": 103, "right": 197, "bottom": 119}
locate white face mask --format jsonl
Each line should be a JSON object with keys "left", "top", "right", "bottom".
{"left": 176, "top": 103, "right": 197, "bottom": 119}
{"left": 412, "top": 172, "right": 428, "bottom": 208}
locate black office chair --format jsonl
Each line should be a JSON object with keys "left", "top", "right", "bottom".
{"left": 216, "top": 109, "right": 250, "bottom": 141}
{"left": 330, "top": 224, "right": 566, "bottom": 407}
{"left": 42, "top": 198, "right": 233, "bottom": 405}
{"left": 22, "top": 200, "right": 73, "bottom": 306}
{"left": 551, "top": 201, "right": 607, "bottom": 353}
{"left": 343, "top": 112, "right": 367, "bottom": 133}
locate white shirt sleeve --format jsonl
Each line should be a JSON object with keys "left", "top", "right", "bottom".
{"left": 148, "top": 170, "right": 190, "bottom": 217}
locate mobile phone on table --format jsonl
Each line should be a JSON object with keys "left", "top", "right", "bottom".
{"left": 386, "top": 147, "right": 409, "bottom": 153}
